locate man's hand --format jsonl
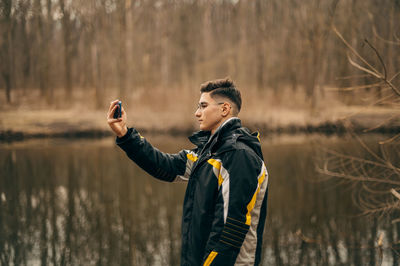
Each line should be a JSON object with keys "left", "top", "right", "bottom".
{"left": 107, "top": 99, "right": 128, "bottom": 138}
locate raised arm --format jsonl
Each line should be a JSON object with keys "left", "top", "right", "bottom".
{"left": 116, "top": 127, "right": 193, "bottom": 182}
{"left": 107, "top": 99, "right": 193, "bottom": 182}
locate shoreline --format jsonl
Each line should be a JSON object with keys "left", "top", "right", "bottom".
{"left": 1, "top": 106, "right": 398, "bottom": 142}
{"left": 1, "top": 120, "right": 398, "bottom": 143}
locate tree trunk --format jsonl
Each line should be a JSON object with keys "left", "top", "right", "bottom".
{"left": 60, "top": 0, "right": 72, "bottom": 102}
{"left": 117, "top": 0, "right": 127, "bottom": 99}
{"left": 1, "top": 0, "right": 13, "bottom": 103}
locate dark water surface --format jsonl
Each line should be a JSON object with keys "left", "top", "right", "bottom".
{"left": 0, "top": 134, "right": 398, "bottom": 265}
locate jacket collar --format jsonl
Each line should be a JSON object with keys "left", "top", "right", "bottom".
{"left": 188, "top": 117, "right": 241, "bottom": 150}
{"left": 188, "top": 130, "right": 210, "bottom": 147}
{"left": 211, "top": 117, "right": 239, "bottom": 137}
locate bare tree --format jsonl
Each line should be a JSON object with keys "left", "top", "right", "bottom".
{"left": 116, "top": 0, "right": 127, "bottom": 99}
{"left": 32, "top": 0, "right": 54, "bottom": 102}
{"left": 318, "top": 26, "right": 400, "bottom": 217}
{"left": 59, "top": 0, "right": 73, "bottom": 102}
{"left": 0, "top": 0, "right": 13, "bottom": 103}
{"left": 1, "top": 0, "right": 399, "bottom": 109}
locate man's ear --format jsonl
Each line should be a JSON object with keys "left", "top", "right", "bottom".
{"left": 221, "top": 103, "right": 231, "bottom": 117}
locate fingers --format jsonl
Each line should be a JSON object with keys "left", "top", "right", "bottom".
{"left": 107, "top": 100, "right": 126, "bottom": 131}
{"left": 107, "top": 104, "right": 118, "bottom": 119}
{"left": 108, "top": 117, "right": 123, "bottom": 124}
{"left": 108, "top": 99, "right": 120, "bottom": 113}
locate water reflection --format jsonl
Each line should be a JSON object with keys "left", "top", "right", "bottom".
{"left": 0, "top": 136, "right": 398, "bottom": 265}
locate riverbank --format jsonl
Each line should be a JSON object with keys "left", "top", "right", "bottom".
{"left": 1, "top": 105, "right": 398, "bottom": 142}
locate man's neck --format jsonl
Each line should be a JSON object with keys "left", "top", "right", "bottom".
{"left": 211, "top": 116, "right": 237, "bottom": 135}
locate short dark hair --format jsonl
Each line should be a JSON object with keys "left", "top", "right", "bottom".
{"left": 200, "top": 78, "right": 242, "bottom": 113}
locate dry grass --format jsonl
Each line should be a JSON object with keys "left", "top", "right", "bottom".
{"left": 0, "top": 86, "right": 399, "bottom": 136}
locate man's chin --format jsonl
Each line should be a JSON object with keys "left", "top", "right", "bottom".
{"left": 199, "top": 125, "right": 208, "bottom": 132}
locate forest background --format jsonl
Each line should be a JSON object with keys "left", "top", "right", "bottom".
{"left": 0, "top": 0, "right": 399, "bottom": 137}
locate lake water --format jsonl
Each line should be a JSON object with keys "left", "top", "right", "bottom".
{"left": 0, "top": 134, "right": 398, "bottom": 265}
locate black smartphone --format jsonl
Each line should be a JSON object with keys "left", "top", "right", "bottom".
{"left": 113, "top": 101, "right": 122, "bottom": 119}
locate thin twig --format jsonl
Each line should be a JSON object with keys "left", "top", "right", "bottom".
{"left": 317, "top": 167, "right": 400, "bottom": 186}
{"left": 350, "top": 128, "right": 385, "bottom": 164}
{"left": 389, "top": 71, "right": 400, "bottom": 82}
{"left": 335, "top": 74, "right": 371, "bottom": 80}
{"left": 322, "top": 148, "right": 392, "bottom": 170}
{"left": 364, "top": 39, "right": 387, "bottom": 79}
{"left": 384, "top": 79, "right": 400, "bottom": 97}
{"left": 391, "top": 188, "right": 400, "bottom": 200}
{"left": 334, "top": 26, "right": 400, "bottom": 97}
{"left": 347, "top": 54, "right": 381, "bottom": 79}
{"left": 379, "top": 133, "right": 400, "bottom": 145}
{"left": 331, "top": 82, "right": 382, "bottom": 92}
{"left": 332, "top": 26, "right": 381, "bottom": 75}
{"left": 363, "top": 114, "right": 399, "bottom": 132}
{"left": 372, "top": 27, "right": 400, "bottom": 46}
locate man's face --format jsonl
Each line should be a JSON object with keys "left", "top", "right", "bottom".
{"left": 195, "top": 92, "right": 225, "bottom": 133}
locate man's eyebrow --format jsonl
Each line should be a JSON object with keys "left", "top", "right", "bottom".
{"left": 199, "top": 101, "right": 208, "bottom": 104}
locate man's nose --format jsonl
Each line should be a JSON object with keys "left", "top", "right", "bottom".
{"left": 195, "top": 109, "right": 201, "bottom": 117}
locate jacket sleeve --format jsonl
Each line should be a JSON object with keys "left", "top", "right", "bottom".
{"left": 116, "top": 127, "right": 195, "bottom": 182}
{"left": 202, "top": 149, "right": 268, "bottom": 265}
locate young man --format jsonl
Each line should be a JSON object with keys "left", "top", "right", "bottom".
{"left": 107, "top": 79, "right": 269, "bottom": 266}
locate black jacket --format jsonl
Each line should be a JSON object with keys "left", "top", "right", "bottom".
{"left": 116, "top": 118, "right": 269, "bottom": 266}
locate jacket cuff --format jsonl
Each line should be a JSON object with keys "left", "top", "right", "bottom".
{"left": 115, "top": 127, "right": 139, "bottom": 145}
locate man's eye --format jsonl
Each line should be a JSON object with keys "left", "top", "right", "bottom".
{"left": 201, "top": 104, "right": 208, "bottom": 108}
